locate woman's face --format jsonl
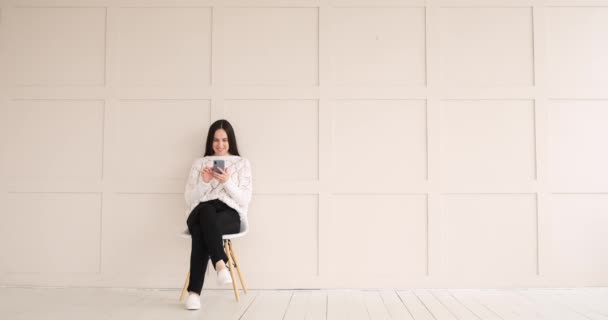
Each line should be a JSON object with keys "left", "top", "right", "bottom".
{"left": 213, "top": 129, "right": 230, "bottom": 156}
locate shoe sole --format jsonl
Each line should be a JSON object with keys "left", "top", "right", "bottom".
{"left": 217, "top": 279, "right": 233, "bottom": 285}
{"left": 186, "top": 297, "right": 201, "bottom": 310}
{"left": 217, "top": 269, "right": 233, "bottom": 286}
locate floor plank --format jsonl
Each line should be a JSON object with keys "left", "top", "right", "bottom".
{"left": 518, "top": 289, "right": 591, "bottom": 320}
{"left": 199, "top": 289, "right": 259, "bottom": 320}
{"left": 283, "top": 290, "right": 327, "bottom": 320}
{"left": 362, "top": 290, "right": 391, "bottom": 320}
{"left": 1, "top": 287, "right": 608, "bottom": 320}
{"left": 415, "top": 289, "right": 459, "bottom": 320}
{"left": 240, "top": 290, "right": 293, "bottom": 320}
{"left": 450, "top": 290, "right": 503, "bottom": 320}
{"left": 559, "top": 289, "right": 608, "bottom": 319}
{"left": 432, "top": 290, "right": 481, "bottom": 320}
{"left": 396, "top": 290, "right": 436, "bottom": 320}
{"left": 499, "top": 290, "right": 545, "bottom": 320}
{"left": 473, "top": 289, "right": 526, "bottom": 320}
{"left": 327, "top": 290, "right": 369, "bottom": 320}
{"left": 378, "top": 290, "right": 415, "bottom": 320}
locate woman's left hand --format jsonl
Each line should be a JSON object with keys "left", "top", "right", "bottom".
{"left": 213, "top": 167, "right": 230, "bottom": 184}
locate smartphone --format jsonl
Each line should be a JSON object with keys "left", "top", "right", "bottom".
{"left": 213, "top": 160, "right": 225, "bottom": 174}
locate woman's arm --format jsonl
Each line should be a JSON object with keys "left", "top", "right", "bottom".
{"left": 222, "top": 159, "right": 253, "bottom": 208}
{"left": 184, "top": 159, "right": 211, "bottom": 208}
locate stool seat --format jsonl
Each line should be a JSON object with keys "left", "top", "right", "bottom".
{"left": 179, "top": 219, "right": 248, "bottom": 240}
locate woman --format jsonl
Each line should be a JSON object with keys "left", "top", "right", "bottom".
{"left": 183, "top": 119, "right": 252, "bottom": 310}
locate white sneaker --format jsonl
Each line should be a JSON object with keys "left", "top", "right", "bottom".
{"left": 217, "top": 267, "right": 232, "bottom": 285}
{"left": 185, "top": 293, "right": 201, "bottom": 310}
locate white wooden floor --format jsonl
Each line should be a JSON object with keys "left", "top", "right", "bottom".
{"left": 1, "top": 287, "right": 607, "bottom": 320}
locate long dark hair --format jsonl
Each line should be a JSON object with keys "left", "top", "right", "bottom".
{"left": 204, "top": 119, "right": 240, "bottom": 156}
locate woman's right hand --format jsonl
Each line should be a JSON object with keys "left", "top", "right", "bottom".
{"left": 201, "top": 167, "right": 214, "bottom": 183}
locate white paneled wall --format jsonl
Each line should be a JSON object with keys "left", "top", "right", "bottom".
{"left": 1, "top": 0, "right": 607, "bottom": 289}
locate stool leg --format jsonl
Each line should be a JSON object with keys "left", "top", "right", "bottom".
{"left": 228, "top": 241, "right": 248, "bottom": 294}
{"left": 224, "top": 240, "right": 240, "bottom": 302}
{"left": 179, "top": 270, "right": 190, "bottom": 301}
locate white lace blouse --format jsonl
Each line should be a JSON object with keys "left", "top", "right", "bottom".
{"left": 184, "top": 155, "right": 253, "bottom": 222}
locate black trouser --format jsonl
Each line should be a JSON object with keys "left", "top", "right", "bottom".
{"left": 186, "top": 199, "right": 240, "bottom": 294}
